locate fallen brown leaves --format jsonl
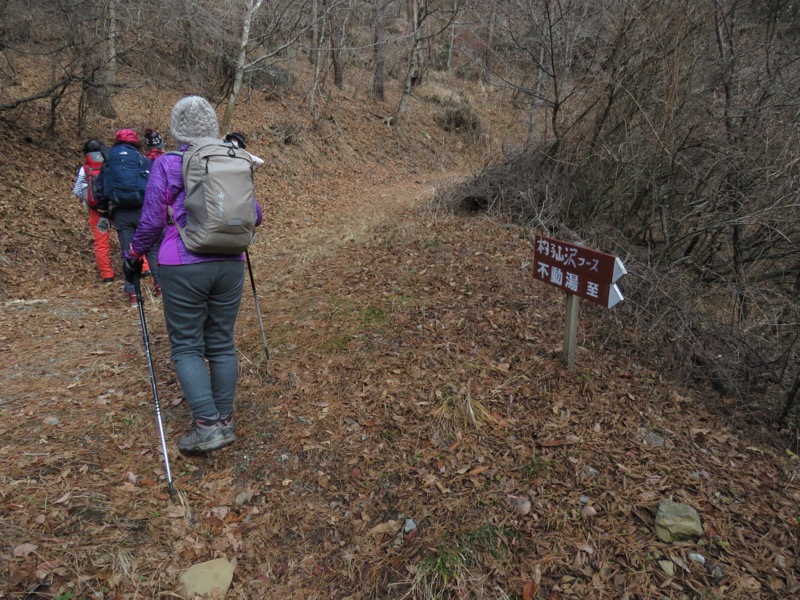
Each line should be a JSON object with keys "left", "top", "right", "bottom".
{"left": 1, "top": 74, "right": 800, "bottom": 600}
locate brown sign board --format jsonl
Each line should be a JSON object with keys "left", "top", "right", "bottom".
{"left": 533, "top": 235, "right": 626, "bottom": 308}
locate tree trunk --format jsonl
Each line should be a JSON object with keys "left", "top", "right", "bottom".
{"left": 372, "top": 0, "right": 385, "bottom": 101}
{"left": 714, "top": 0, "right": 748, "bottom": 324}
{"left": 412, "top": 0, "right": 424, "bottom": 86}
{"left": 330, "top": 38, "right": 343, "bottom": 88}
{"left": 393, "top": 10, "right": 422, "bottom": 125}
{"left": 222, "top": 0, "right": 263, "bottom": 133}
{"left": 782, "top": 371, "right": 800, "bottom": 423}
{"left": 407, "top": 0, "right": 416, "bottom": 32}
{"left": 311, "top": 0, "right": 319, "bottom": 65}
{"left": 446, "top": 0, "right": 457, "bottom": 71}
{"left": 309, "top": 5, "right": 328, "bottom": 120}
{"left": 86, "top": 0, "right": 116, "bottom": 119}
{"left": 329, "top": 2, "right": 347, "bottom": 89}
{"left": 106, "top": 0, "right": 117, "bottom": 87}
{"left": 544, "top": 1, "right": 562, "bottom": 153}
{"left": 527, "top": 44, "right": 545, "bottom": 147}
{"left": 482, "top": 0, "right": 497, "bottom": 84}
{"left": 47, "top": 59, "right": 58, "bottom": 137}
{"left": 78, "top": 85, "right": 87, "bottom": 133}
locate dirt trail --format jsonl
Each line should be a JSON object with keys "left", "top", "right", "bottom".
{"left": 0, "top": 175, "right": 438, "bottom": 403}
{"left": 258, "top": 178, "right": 442, "bottom": 292}
{"left": 0, "top": 174, "right": 449, "bottom": 597}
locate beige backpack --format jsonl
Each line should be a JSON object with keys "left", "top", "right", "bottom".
{"left": 171, "top": 137, "right": 257, "bottom": 254}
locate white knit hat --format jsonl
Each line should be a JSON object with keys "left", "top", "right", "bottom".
{"left": 170, "top": 96, "right": 219, "bottom": 144}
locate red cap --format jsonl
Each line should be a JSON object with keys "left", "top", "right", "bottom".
{"left": 115, "top": 128, "right": 139, "bottom": 143}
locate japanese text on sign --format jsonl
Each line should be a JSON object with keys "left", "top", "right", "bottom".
{"left": 536, "top": 239, "right": 600, "bottom": 274}
{"left": 533, "top": 235, "right": 626, "bottom": 308}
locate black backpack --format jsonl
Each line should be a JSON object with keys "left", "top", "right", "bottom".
{"left": 101, "top": 144, "right": 150, "bottom": 210}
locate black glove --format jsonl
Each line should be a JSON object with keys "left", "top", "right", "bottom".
{"left": 123, "top": 256, "right": 144, "bottom": 283}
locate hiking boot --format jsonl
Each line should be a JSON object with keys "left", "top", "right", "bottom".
{"left": 128, "top": 292, "right": 138, "bottom": 307}
{"left": 177, "top": 423, "right": 231, "bottom": 454}
{"left": 220, "top": 418, "right": 236, "bottom": 444}
{"left": 154, "top": 283, "right": 162, "bottom": 297}
{"left": 141, "top": 270, "right": 152, "bottom": 278}
{"left": 102, "top": 276, "right": 115, "bottom": 283}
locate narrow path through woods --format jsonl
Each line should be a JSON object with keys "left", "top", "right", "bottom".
{"left": 4, "top": 171, "right": 800, "bottom": 599}
{"left": 0, "top": 175, "right": 443, "bottom": 410}
{"left": 257, "top": 177, "right": 444, "bottom": 300}
{"left": 1, "top": 172, "right": 446, "bottom": 440}
{"left": 0, "top": 174, "right": 473, "bottom": 597}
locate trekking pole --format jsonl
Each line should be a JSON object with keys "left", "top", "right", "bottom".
{"left": 134, "top": 279, "right": 176, "bottom": 499}
{"left": 245, "top": 248, "right": 269, "bottom": 362}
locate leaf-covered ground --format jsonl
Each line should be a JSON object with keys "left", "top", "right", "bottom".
{"left": 1, "top": 73, "right": 799, "bottom": 599}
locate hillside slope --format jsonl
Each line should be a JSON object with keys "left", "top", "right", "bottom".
{"left": 1, "top": 74, "right": 799, "bottom": 599}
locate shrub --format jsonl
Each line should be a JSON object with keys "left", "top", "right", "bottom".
{"left": 434, "top": 102, "right": 482, "bottom": 136}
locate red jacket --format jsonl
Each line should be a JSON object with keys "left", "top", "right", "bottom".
{"left": 145, "top": 148, "right": 165, "bottom": 161}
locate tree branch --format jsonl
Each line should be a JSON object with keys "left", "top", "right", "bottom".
{"left": 0, "top": 76, "right": 72, "bottom": 111}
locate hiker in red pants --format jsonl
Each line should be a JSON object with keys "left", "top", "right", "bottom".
{"left": 72, "top": 139, "right": 115, "bottom": 282}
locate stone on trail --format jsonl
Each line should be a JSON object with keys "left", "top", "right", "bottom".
{"left": 688, "top": 552, "right": 706, "bottom": 566}
{"left": 179, "top": 558, "right": 235, "bottom": 598}
{"left": 643, "top": 430, "right": 665, "bottom": 446}
{"left": 509, "top": 495, "right": 532, "bottom": 516}
{"left": 658, "top": 560, "right": 675, "bottom": 576}
{"left": 655, "top": 499, "right": 703, "bottom": 543}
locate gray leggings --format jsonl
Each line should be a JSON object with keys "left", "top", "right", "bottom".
{"left": 160, "top": 261, "right": 245, "bottom": 421}
{"left": 113, "top": 207, "right": 159, "bottom": 293}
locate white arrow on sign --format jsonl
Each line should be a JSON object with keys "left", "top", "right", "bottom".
{"left": 612, "top": 257, "right": 627, "bottom": 283}
{"left": 607, "top": 284, "right": 624, "bottom": 309}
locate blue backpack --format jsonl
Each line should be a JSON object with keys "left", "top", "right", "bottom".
{"left": 101, "top": 144, "right": 150, "bottom": 210}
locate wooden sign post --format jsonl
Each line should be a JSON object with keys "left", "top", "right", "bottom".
{"left": 533, "top": 235, "right": 627, "bottom": 369}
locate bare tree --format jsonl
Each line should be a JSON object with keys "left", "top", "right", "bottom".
{"left": 371, "top": 0, "right": 387, "bottom": 100}
{"left": 83, "top": 0, "right": 117, "bottom": 119}
{"left": 222, "top": 0, "right": 264, "bottom": 132}
{"left": 393, "top": 0, "right": 461, "bottom": 125}
{"left": 482, "top": 0, "right": 497, "bottom": 83}
{"left": 310, "top": 0, "right": 320, "bottom": 64}
{"left": 328, "top": 0, "right": 353, "bottom": 88}
{"left": 0, "top": 0, "right": 120, "bottom": 131}
{"left": 456, "top": 0, "right": 800, "bottom": 424}
{"left": 445, "top": 0, "right": 459, "bottom": 71}
{"left": 479, "top": 0, "right": 599, "bottom": 153}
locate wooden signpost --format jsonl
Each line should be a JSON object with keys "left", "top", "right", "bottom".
{"left": 533, "top": 235, "right": 627, "bottom": 369}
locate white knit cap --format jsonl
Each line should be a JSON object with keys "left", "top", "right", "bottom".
{"left": 170, "top": 96, "right": 219, "bottom": 144}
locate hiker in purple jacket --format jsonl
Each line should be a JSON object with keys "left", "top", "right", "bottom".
{"left": 123, "top": 96, "right": 263, "bottom": 455}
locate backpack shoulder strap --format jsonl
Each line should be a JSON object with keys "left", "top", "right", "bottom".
{"left": 136, "top": 148, "right": 148, "bottom": 168}
{"left": 181, "top": 136, "right": 220, "bottom": 181}
{"left": 164, "top": 151, "right": 186, "bottom": 225}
